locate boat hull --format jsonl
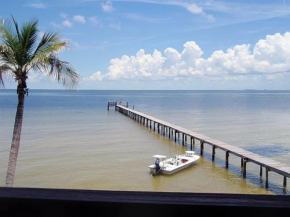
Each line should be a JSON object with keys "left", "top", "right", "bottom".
{"left": 148, "top": 155, "right": 200, "bottom": 175}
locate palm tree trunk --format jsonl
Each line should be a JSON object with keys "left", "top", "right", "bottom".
{"left": 6, "top": 90, "right": 25, "bottom": 187}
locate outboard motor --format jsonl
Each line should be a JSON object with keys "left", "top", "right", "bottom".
{"left": 154, "top": 158, "right": 161, "bottom": 173}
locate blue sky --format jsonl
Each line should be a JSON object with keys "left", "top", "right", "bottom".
{"left": 1, "top": 0, "right": 290, "bottom": 90}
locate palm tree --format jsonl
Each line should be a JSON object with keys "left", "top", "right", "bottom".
{"left": 0, "top": 16, "right": 81, "bottom": 187}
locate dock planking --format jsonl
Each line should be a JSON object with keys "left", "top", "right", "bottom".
{"left": 114, "top": 104, "right": 290, "bottom": 190}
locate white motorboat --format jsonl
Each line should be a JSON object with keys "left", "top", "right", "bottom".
{"left": 148, "top": 151, "right": 200, "bottom": 175}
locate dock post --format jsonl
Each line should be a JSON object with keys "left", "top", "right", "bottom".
{"left": 175, "top": 131, "right": 177, "bottom": 142}
{"left": 154, "top": 122, "right": 155, "bottom": 131}
{"left": 158, "top": 124, "right": 160, "bottom": 133}
{"left": 283, "top": 176, "right": 287, "bottom": 188}
{"left": 107, "top": 102, "right": 109, "bottom": 111}
{"left": 200, "top": 141, "right": 204, "bottom": 156}
{"left": 182, "top": 133, "right": 184, "bottom": 146}
{"left": 243, "top": 158, "right": 248, "bottom": 178}
{"left": 260, "top": 166, "right": 263, "bottom": 177}
{"left": 226, "top": 151, "right": 229, "bottom": 168}
{"left": 212, "top": 146, "right": 216, "bottom": 162}
{"left": 266, "top": 167, "right": 269, "bottom": 188}
{"left": 169, "top": 128, "right": 171, "bottom": 139}
{"left": 190, "top": 137, "right": 195, "bottom": 150}
{"left": 241, "top": 158, "right": 244, "bottom": 169}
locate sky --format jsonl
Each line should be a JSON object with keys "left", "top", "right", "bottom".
{"left": 1, "top": 0, "right": 290, "bottom": 90}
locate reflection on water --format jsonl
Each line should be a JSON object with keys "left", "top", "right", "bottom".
{"left": 0, "top": 90, "right": 289, "bottom": 195}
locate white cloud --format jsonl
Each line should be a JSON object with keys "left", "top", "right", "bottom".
{"left": 62, "top": 20, "right": 72, "bottom": 27}
{"left": 109, "top": 22, "right": 121, "bottom": 30}
{"left": 100, "top": 32, "right": 290, "bottom": 81}
{"left": 89, "top": 16, "right": 101, "bottom": 26}
{"left": 26, "top": 2, "right": 46, "bottom": 9}
{"left": 101, "top": 0, "right": 115, "bottom": 12}
{"left": 50, "top": 22, "right": 62, "bottom": 29}
{"left": 183, "top": 3, "right": 203, "bottom": 14}
{"left": 60, "top": 12, "right": 67, "bottom": 19}
{"left": 116, "top": 1, "right": 213, "bottom": 20}
{"left": 84, "top": 71, "right": 103, "bottom": 81}
{"left": 73, "top": 15, "right": 86, "bottom": 24}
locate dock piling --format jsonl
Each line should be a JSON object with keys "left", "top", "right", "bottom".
{"left": 226, "top": 151, "right": 229, "bottom": 168}
{"left": 212, "top": 146, "right": 216, "bottom": 162}
{"left": 200, "top": 141, "right": 204, "bottom": 156}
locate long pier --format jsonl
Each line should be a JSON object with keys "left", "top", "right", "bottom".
{"left": 114, "top": 104, "right": 290, "bottom": 190}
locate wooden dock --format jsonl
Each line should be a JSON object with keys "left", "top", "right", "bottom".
{"left": 114, "top": 104, "right": 290, "bottom": 190}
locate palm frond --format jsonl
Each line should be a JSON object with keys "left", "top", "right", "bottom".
{"left": 0, "top": 16, "right": 80, "bottom": 89}
{"left": 24, "top": 42, "right": 66, "bottom": 72}
{"left": 0, "top": 64, "right": 14, "bottom": 87}
{"left": 48, "top": 55, "right": 81, "bottom": 89}
{"left": 20, "top": 19, "right": 38, "bottom": 63}
{"left": 0, "top": 68, "right": 3, "bottom": 87}
{"left": 0, "top": 21, "right": 18, "bottom": 57}
{"left": 31, "top": 54, "right": 81, "bottom": 89}
{"left": 33, "top": 32, "right": 64, "bottom": 56}
{"left": 0, "top": 43, "right": 18, "bottom": 68}
{"left": 11, "top": 16, "right": 22, "bottom": 42}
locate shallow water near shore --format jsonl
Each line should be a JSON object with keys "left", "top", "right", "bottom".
{"left": 1, "top": 90, "right": 290, "bottom": 195}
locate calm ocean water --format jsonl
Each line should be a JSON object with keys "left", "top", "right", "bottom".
{"left": 1, "top": 89, "right": 290, "bottom": 195}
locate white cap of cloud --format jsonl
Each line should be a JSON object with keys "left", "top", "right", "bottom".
{"left": 73, "top": 15, "right": 86, "bottom": 24}
{"left": 101, "top": 0, "right": 115, "bottom": 12}
{"left": 85, "top": 71, "right": 103, "bottom": 81}
{"left": 185, "top": 3, "right": 203, "bottom": 14}
{"left": 62, "top": 20, "right": 72, "bottom": 27}
{"left": 104, "top": 49, "right": 165, "bottom": 80}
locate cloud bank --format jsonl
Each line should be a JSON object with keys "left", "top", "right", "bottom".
{"left": 86, "top": 32, "right": 290, "bottom": 82}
